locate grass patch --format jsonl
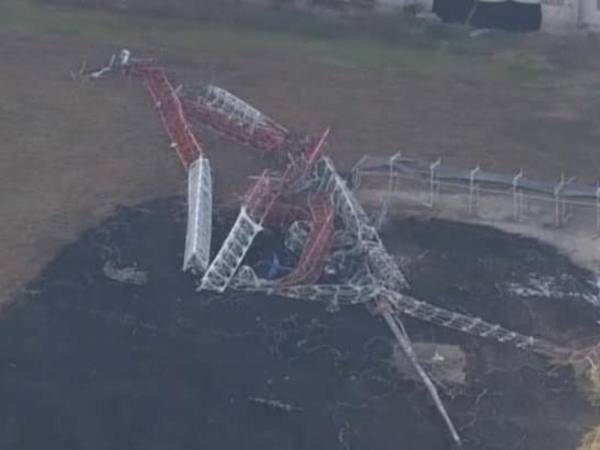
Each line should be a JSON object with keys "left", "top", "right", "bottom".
{"left": 0, "top": 0, "right": 36, "bottom": 26}
{"left": 0, "top": 0, "right": 576, "bottom": 83}
{"left": 1, "top": 0, "right": 480, "bottom": 75}
{"left": 503, "top": 61, "right": 556, "bottom": 81}
{"left": 25, "top": 0, "right": 497, "bottom": 59}
{"left": 490, "top": 50, "right": 559, "bottom": 82}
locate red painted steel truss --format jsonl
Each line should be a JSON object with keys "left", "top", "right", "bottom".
{"left": 126, "top": 64, "right": 203, "bottom": 169}
{"left": 115, "top": 56, "right": 334, "bottom": 287}
{"left": 186, "top": 96, "right": 288, "bottom": 153}
{"left": 242, "top": 128, "right": 334, "bottom": 284}
{"left": 278, "top": 195, "right": 335, "bottom": 286}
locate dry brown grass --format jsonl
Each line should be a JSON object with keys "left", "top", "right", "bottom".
{"left": 579, "top": 426, "right": 600, "bottom": 450}
{"left": 2, "top": 0, "right": 600, "bottom": 308}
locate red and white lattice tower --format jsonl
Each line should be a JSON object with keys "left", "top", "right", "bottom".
{"left": 108, "top": 50, "right": 213, "bottom": 274}
{"left": 199, "top": 129, "right": 332, "bottom": 292}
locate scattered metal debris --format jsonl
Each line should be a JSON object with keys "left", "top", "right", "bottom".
{"left": 247, "top": 396, "right": 304, "bottom": 413}
{"left": 102, "top": 261, "right": 148, "bottom": 285}
{"left": 87, "top": 49, "right": 600, "bottom": 447}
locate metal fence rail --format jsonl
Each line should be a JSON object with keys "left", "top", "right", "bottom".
{"left": 354, "top": 155, "right": 600, "bottom": 231}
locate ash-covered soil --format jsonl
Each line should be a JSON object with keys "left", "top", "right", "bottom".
{"left": 0, "top": 197, "right": 599, "bottom": 450}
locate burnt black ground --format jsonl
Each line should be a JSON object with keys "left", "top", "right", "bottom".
{"left": 0, "top": 197, "right": 599, "bottom": 450}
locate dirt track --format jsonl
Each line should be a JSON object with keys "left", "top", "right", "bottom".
{"left": 2, "top": 1, "right": 600, "bottom": 306}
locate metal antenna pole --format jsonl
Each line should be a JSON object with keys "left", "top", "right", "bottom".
{"left": 350, "top": 155, "right": 368, "bottom": 191}
{"left": 375, "top": 151, "right": 402, "bottom": 229}
{"left": 382, "top": 310, "right": 462, "bottom": 447}
{"left": 389, "top": 151, "right": 403, "bottom": 191}
{"left": 561, "top": 176, "right": 576, "bottom": 225}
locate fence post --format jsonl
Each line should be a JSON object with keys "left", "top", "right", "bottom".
{"left": 554, "top": 174, "right": 564, "bottom": 227}
{"left": 388, "top": 151, "right": 402, "bottom": 194}
{"left": 427, "top": 158, "right": 441, "bottom": 208}
{"left": 562, "top": 176, "right": 576, "bottom": 225}
{"left": 386, "top": 151, "right": 402, "bottom": 204}
{"left": 375, "top": 151, "right": 402, "bottom": 229}
{"left": 512, "top": 170, "right": 523, "bottom": 222}
{"left": 553, "top": 174, "right": 575, "bottom": 228}
{"left": 469, "top": 165, "right": 480, "bottom": 215}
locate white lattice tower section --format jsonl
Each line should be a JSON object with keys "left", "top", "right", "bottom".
{"left": 282, "top": 129, "right": 332, "bottom": 194}
{"left": 198, "top": 133, "right": 329, "bottom": 293}
{"left": 202, "top": 86, "right": 269, "bottom": 130}
{"left": 199, "top": 207, "right": 263, "bottom": 292}
{"left": 245, "top": 169, "right": 282, "bottom": 223}
{"left": 380, "top": 290, "right": 569, "bottom": 358}
{"left": 230, "top": 265, "right": 272, "bottom": 290}
{"left": 317, "top": 157, "right": 409, "bottom": 290}
{"left": 267, "top": 284, "right": 382, "bottom": 310}
{"left": 295, "top": 157, "right": 573, "bottom": 359}
{"left": 284, "top": 221, "right": 311, "bottom": 255}
{"left": 365, "top": 244, "right": 409, "bottom": 291}
{"left": 183, "top": 157, "right": 213, "bottom": 274}
{"left": 231, "top": 271, "right": 382, "bottom": 309}
{"left": 380, "top": 307, "right": 461, "bottom": 446}
{"left": 317, "top": 157, "right": 372, "bottom": 237}
{"left": 191, "top": 85, "right": 289, "bottom": 151}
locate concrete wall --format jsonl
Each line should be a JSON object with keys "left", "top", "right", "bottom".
{"left": 580, "top": 0, "right": 600, "bottom": 29}
{"left": 541, "top": 0, "right": 600, "bottom": 33}
{"left": 541, "top": 0, "right": 580, "bottom": 32}
{"left": 292, "top": 0, "right": 600, "bottom": 32}
{"left": 375, "top": 0, "right": 600, "bottom": 33}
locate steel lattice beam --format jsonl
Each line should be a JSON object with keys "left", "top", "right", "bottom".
{"left": 278, "top": 195, "right": 335, "bottom": 286}
{"left": 88, "top": 51, "right": 590, "bottom": 447}
{"left": 183, "top": 157, "right": 213, "bottom": 274}
{"left": 187, "top": 85, "right": 288, "bottom": 153}
{"left": 127, "top": 65, "right": 203, "bottom": 168}
{"left": 200, "top": 129, "right": 332, "bottom": 293}
{"left": 199, "top": 207, "right": 263, "bottom": 292}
